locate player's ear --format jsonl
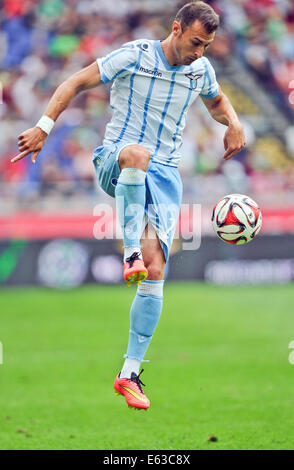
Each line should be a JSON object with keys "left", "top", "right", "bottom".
{"left": 173, "top": 21, "right": 182, "bottom": 37}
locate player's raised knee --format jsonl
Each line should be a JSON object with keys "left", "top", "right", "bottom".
{"left": 119, "top": 145, "right": 151, "bottom": 171}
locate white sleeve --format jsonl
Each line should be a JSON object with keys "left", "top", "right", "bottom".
{"left": 97, "top": 42, "right": 139, "bottom": 83}
{"left": 200, "top": 57, "right": 219, "bottom": 99}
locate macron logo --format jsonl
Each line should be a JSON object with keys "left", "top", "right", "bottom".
{"left": 139, "top": 66, "right": 162, "bottom": 78}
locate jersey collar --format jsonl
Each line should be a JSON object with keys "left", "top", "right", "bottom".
{"left": 155, "top": 40, "right": 185, "bottom": 72}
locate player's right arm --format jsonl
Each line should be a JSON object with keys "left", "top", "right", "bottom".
{"left": 11, "top": 61, "right": 102, "bottom": 164}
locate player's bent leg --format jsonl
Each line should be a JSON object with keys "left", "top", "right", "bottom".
{"left": 118, "top": 144, "right": 151, "bottom": 172}
{"left": 116, "top": 144, "right": 151, "bottom": 286}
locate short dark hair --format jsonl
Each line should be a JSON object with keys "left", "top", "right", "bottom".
{"left": 175, "top": 1, "right": 219, "bottom": 34}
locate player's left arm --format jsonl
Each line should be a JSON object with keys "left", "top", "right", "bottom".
{"left": 201, "top": 86, "right": 246, "bottom": 161}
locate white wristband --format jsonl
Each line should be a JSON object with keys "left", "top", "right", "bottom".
{"left": 36, "top": 116, "right": 54, "bottom": 135}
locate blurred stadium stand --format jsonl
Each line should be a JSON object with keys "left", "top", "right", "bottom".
{"left": 1, "top": 0, "right": 294, "bottom": 286}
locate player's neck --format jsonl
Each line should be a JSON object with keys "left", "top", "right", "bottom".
{"left": 161, "top": 36, "right": 181, "bottom": 67}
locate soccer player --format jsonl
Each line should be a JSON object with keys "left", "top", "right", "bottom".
{"left": 12, "top": 1, "right": 245, "bottom": 410}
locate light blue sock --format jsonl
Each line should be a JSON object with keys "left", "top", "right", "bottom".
{"left": 115, "top": 168, "right": 146, "bottom": 254}
{"left": 124, "top": 280, "right": 164, "bottom": 362}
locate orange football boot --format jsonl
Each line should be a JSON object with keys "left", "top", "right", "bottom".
{"left": 114, "top": 369, "right": 150, "bottom": 410}
{"left": 123, "top": 252, "right": 148, "bottom": 286}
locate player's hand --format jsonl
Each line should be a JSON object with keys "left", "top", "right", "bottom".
{"left": 11, "top": 127, "right": 48, "bottom": 164}
{"left": 223, "top": 123, "right": 246, "bottom": 161}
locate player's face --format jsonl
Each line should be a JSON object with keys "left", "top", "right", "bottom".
{"left": 172, "top": 20, "right": 215, "bottom": 65}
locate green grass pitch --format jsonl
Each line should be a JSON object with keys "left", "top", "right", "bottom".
{"left": 1, "top": 283, "right": 294, "bottom": 450}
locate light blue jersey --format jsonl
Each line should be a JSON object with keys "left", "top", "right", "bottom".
{"left": 97, "top": 39, "right": 219, "bottom": 167}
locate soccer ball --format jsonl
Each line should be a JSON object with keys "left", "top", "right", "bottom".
{"left": 211, "top": 194, "right": 262, "bottom": 245}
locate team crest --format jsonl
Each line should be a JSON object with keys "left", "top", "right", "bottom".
{"left": 185, "top": 72, "right": 203, "bottom": 90}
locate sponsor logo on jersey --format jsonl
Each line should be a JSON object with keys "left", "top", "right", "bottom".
{"left": 137, "top": 43, "right": 149, "bottom": 51}
{"left": 139, "top": 66, "right": 162, "bottom": 78}
{"left": 185, "top": 72, "right": 203, "bottom": 90}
